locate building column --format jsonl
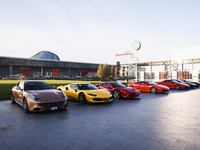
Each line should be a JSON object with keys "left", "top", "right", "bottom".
{"left": 192, "top": 60, "right": 193, "bottom": 80}
{"left": 9, "top": 66, "right": 13, "bottom": 76}
{"left": 68, "top": 68, "right": 71, "bottom": 76}
{"left": 41, "top": 67, "right": 43, "bottom": 76}
{"left": 150, "top": 62, "right": 152, "bottom": 81}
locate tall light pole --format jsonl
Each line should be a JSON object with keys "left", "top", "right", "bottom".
{"left": 132, "top": 40, "right": 141, "bottom": 81}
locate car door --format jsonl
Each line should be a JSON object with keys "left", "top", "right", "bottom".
{"left": 142, "top": 81, "right": 151, "bottom": 92}
{"left": 135, "top": 82, "right": 143, "bottom": 91}
{"left": 163, "top": 80, "right": 173, "bottom": 88}
{"left": 15, "top": 81, "right": 24, "bottom": 105}
{"left": 67, "top": 84, "right": 79, "bottom": 100}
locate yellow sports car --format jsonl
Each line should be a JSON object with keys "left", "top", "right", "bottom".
{"left": 57, "top": 83, "right": 113, "bottom": 104}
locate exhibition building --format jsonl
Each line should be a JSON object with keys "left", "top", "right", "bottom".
{"left": 120, "top": 58, "right": 200, "bottom": 81}
{"left": 0, "top": 51, "right": 99, "bottom": 78}
{"left": 0, "top": 50, "right": 200, "bottom": 81}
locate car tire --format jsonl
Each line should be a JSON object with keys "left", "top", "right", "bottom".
{"left": 23, "top": 98, "right": 29, "bottom": 113}
{"left": 175, "top": 85, "right": 180, "bottom": 90}
{"left": 11, "top": 92, "right": 15, "bottom": 103}
{"left": 150, "top": 87, "right": 157, "bottom": 94}
{"left": 113, "top": 90, "right": 121, "bottom": 99}
{"left": 78, "top": 93, "right": 87, "bottom": 104}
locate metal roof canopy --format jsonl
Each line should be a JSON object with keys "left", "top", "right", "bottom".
{"left": 137, "top": 58, "right": 200, "bottom": 66}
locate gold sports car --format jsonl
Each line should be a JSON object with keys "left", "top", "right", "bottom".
{"left": 57, "top": 83, "right": 113, "bottom": 104}
{"left": 11, "top": 81, "right": 68, "bottom": 113}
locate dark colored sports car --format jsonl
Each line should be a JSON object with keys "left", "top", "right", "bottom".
{"left": 174, "top": 79, "right": 196, "bottom": 88}
{"left": 128, "top": 81, "right": 169, "bottom": 94}
{"left": 180, "top": 79, "right": 200, "bottom": 88}
{"left": 156, "top": 80, "right": 189, "bottom": 90}
{"left": 95, "top": 82, "right": 140, "bottom": 99}
{"left": 11, "top": 81, "right": 68, "bottom": 113}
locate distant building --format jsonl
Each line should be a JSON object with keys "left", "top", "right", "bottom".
{"left": 0, "top": 50, "right": 99, "bottom": 78}
{"left": 118, "top": 58, "right": 200, "bottom": 81}
{"left": 30, "top": 51, "right": 60, "bottom": 61}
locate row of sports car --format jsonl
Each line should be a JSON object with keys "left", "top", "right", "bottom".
{"left": 11, "top": 79, "right": 200, "bottom": 113}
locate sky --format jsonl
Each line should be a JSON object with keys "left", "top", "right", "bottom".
{"left": 0, "top": 0, "right": 200, "bottom": 64}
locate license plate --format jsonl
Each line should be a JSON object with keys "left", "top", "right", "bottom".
{"left": 50, "top": 107, "right": 58, "bottom": 110}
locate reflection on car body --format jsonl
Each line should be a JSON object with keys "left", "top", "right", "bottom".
{"left": 57, "top": 83, "right": 113, "bottom": 104}
{"left": 11, "top": 81, "right": 68, "bottom": 113}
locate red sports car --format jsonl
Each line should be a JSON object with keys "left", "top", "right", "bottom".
{"left": 156, "top": 80, "right": 190, "bottom": 90}
{"left": 128, "top": 81, "right": 169, "bottom": 94}
{"left": 95, "top": 82, "right": 140, "bottom": 99}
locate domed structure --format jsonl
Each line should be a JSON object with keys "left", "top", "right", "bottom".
{"left": 30, "top": 51, "right": 60, "bottom": 61}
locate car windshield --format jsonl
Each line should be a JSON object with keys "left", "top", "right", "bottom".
{"left": 172, "top": 80, "right": 178, "bottom": 83}
{"left": 176, "top": 80, "right": 182, "bottom": 83}
{"left": 24, "top": 82, "right": 53, "bottom": 90}
{"left": 77, "top": 84, "right": 98, "bottom": 90}
{"left": 147, "top": 81, "right": 157, "bottom": 85}
{"left": 111, "top": 82, "right": 125, "bottom": 88}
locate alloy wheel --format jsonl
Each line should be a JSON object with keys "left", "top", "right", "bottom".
{"left": 79, "top": 93, "right": 87, "bottom": 104}
{"left": 23, "top": 99, "right": 29, "bottom": 113}
{"left": 151, "top": 87, "right": 157, "bottom": 94}
{"left": 113, "top": 90, "right": 121, "bottom": 99}
{"left": 11, "top": 93, "right": 15, "bottom": 103}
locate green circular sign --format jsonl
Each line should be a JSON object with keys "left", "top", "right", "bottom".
{"left": 132, "top": 40, "right": 141, "bottom": 51}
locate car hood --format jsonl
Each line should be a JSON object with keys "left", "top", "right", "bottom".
{"left": 192, "top": 82, "right": 200, "bottom": 85}
{"left": 156, "top": 85, "right": 169, "bottom": 89}
{"left": 185, "top": 82, "right": 196, "bottom": 86}
{"left": 82, "top": 89, "right": 112, "bottom": 97}
{"left": 121, "top": 87, "right": 140, "bottom": 93}
{"left": 27, "top": 89, "right": 64, "bottom": 102}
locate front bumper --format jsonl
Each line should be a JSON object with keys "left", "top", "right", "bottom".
{"left": 157, "top": 88, "right": 169, "bottom": 93}
{"left": 181, "top": 86, "right": 190, "bottom": 90}
{"left": 88, "top": 97, "right": 113, "bottom": 103}
{"left": 122, "top": 92, "right": 140, "bottom": 98}
{"left": 28, "top": 100, "right": 68, "bottom": 112}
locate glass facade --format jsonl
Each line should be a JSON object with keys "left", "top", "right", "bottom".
{"left": 119, "top": 58, "right": 200, "bottom": 82}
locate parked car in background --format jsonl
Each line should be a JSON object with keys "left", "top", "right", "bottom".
{"left": 11, "top": 81, "right": 68, "bottom": 113}
{"left": 156, "top": 80, "right": 190, "bottom": 90}
{"left": 174, "top": 79, "right": 196, "bottom": 88}
{"left": 128, "top": 81, "right": 169, "bottom": 94}
{"left": 180, "top": 79, "right": 200, "bottom": 88}
{"left": 57, "top": 83, "right": 113, "bottom": 104}
{"left": 95, "top": 82, "right": 140, "bottom": 99}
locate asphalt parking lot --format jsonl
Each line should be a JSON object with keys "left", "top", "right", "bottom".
{"left": 0, "top": 89, "right": 200, "bottom": 150}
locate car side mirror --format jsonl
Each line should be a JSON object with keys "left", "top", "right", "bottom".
{"left": 16, "top": 87, "right": 22, "bottom": 91}
{"left": 74, "top": 88, "right": 78, "bottom": 92}
{"left": 96, "top": 86, "right": 100, "bottom": 89}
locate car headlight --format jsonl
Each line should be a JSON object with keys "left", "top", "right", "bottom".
{"left": 62, "top": 93, "right": 67, "bottom": 99}
{"left": 30, "top": 93, "right": 41, "bottom": 102}
{"left": 87, "top": 93, "right": 97, "bottom": 96}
